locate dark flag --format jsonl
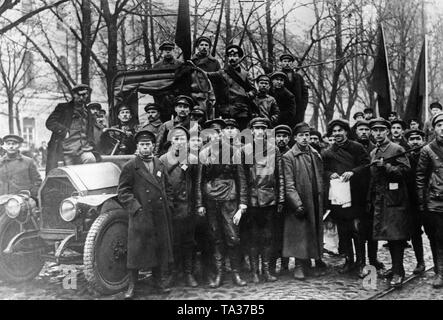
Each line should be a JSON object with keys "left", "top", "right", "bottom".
{"left": 370, "top": 25, "right": 392, "bottom": 120}
{"left": 404, "top": 41, "right": 426, "bottom": 123}
{"left": 175, "top": 0, "right": 192, "bottom": 61}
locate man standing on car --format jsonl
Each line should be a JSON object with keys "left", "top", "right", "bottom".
{"left": 138, "top": 103, "right": 164, "bottom": 137}
{"left": 0, "top": 134, "right": 42, "bottom": 199}
{"left": 45, "top": 84, "right": 97, "bottom": 173}
{"left": 117, "top": 130, "right": 174, "bottom": 299}
{"left": 153, "top": 42, "right": 182, "bottom": 69}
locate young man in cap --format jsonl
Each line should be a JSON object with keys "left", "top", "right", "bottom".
{"left": 159, "top": 126, "right": 200, "bottom": 287}
{"left": 155, "top": 95, "right": 194, "bottom": 156}
{"left": 353, "top": 112, "right": 364, "bottom": 122}
{"left": 404, "top": 129, "right": 427, "bottom": 275}
{"left": 191, "top": 36, "right": 221, "bottom": 72}
{"left": 323, "top": 119, "right": 371, "bottom": 277}
{"left": 86, "top": 102, "right": 102, "bottom": 117}
{"left": 269, "top": 124, "right": 292, "bottom": 274}
{"left": 190, "top": 106, "right": 207, "bottom": 126}
{"left": 269, "top": 71, "right": 297, "bottom": 128}
{"left": 0, "top": 134, "right": 42, "bottom": 198}
{"left": 279, "top": 53, "right": 309, "bottom": 124}
{"left": 416, "top": 112, "right": 443, "bottom": 287}
{"left": 153, "top": 42, "right": 182, "bottom": 69}
{"left": 97, "top": 109, "right": 107, "bottom": 127}
{"left": 105, "top": 104, "right": 137, "bottom": 155}
{"left": 253, "top": 74, "right": 280, "bottom": 127}
{"left": 196, "top": 118, "right": 248, "bottom": 288}
{"left": 388, "top": 111, "right": 399, "bottom": 122}
{"left": 390, "top": 119, "right": 409, "bottom": 150}
{"left": 409, "top": 118, "right": 420, "bottom": 130}
{"left": 207, "top": 44, "right": 257, "bottom": 130}
{"left": 45, "top": 84, "right": 97, "bottom": 173}
{"left": 242, "top": 118, "right": 284, "bottom": 283}
{"left": 363, "top": 108, "right": 374, "bottom": 121}
{"left": 138, "top": 103, "right": 164, "bottom": 136}
{"left": 423, "top": 102, "right": 443, "bottom": 142}
{"left": 309, "top": 129, "right": 323, "bottom": 154}
{"left": 117, "top": 130, "right": 174, "bottom": 299}
{"left": 282, "top": 122, "right": 324, "bottom": 280}
{"left": 368, "top": 117, "right": 411, "bottom": 287}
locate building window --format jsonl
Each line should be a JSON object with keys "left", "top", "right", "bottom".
{"left": 23, "top": 117, "right": 35, "bottom": 146}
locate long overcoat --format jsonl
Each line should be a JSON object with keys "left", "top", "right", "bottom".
{"left": 282, "top": 143, "right": 324, "bottom": 260}
{"left": 117, "top": 156, "right": 174, "bottom": 269}
{"left": 369, "top": 140, "right": 411, "bottom": 240}
{"left": 45, "top": 100, "right": 95, "bottom": 173}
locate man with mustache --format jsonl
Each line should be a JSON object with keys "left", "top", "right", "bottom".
{"left": 207, "top": 44, "right": 257, "bottom": 130}
{"left": 138, "top": 103, "right": 163, "bottom": 137}
{"left": 270, "top": 125, "right": 292, "bottom": 275}
{"left": 417, "top": 113, "right": 443, "bottom": 288}
{"left": 322, "top": 119, "right": 371, "bottom": 277}
{"left": 191, "top": 36, "right": 221, "bottom": 72}
{"left": 309, "top": 129, "right": 323, "bottom": 154}
{"left": 404, "top": 129, "right": 427, "bottom": 275}
{"left": 352, "top": 120, "right": 385, "bottom": 271}
{"left": 390, "top": 119, "right": 409, "bottom": 150}
{"left": 155, "top": 95, "right": 194, "bottom": 156}
{"left": 107, "top": 104, "right": 137, "bottom": 155}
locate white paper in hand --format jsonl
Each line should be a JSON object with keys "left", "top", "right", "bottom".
{"left": 329, "top": 178, "right": 352, "bottom": 208}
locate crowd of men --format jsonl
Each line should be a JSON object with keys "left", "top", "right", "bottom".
{"left": 2, "top": 37, "right": 443, "bottom": 300}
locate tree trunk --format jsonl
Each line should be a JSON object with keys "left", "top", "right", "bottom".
{"left": 142, "top": 2, "right": 152, "bottom": 67}
{"left": 212, "top": 0, "right": 225, "bottom": 57}
{"left": 120, "top": 19, "right": 127, "bottom": 70}
{"left": 14, "top": 101, "right": 21, "bottom": 136}
{"left": 80, "top": 0, "right": 91, "bottom": 85}
{"left": 7, "top": 93, "right": 14, "bottom": 134}
{"left": 265, "top": 0, "right": 274, "bottom": 73}
{"left": 149, "top": 0, "right": 156, "bottom": 61}
{"left": 225, "top": 0, "right": 231, "bottom": 45}
{"left": 106, "top": 17, "right": 118, "bottom": 109}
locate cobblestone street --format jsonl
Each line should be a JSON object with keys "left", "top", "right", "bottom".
{"left": 0, "top": 237, "right": 437, "bottom": 300}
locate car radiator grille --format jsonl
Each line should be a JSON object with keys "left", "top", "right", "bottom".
{"left": 40, "top": 177, "right": 76, "bottom": 230}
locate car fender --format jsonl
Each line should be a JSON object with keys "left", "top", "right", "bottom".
{"left": 76, "top": 194, "right": 118, "bottom": 207}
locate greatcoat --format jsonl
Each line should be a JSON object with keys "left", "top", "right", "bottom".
{"left": 117, "top": 156, "right": 174, "bottom": 269}
{"left": 282, "top": 143, "right": 324, "bottom": 260}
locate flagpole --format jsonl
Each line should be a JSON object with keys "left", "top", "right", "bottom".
{"left": 380, "top": 24, "right": 393, "bottom": 116}
{"left": 424, "top": 34, "right": 429, "bottom": 122}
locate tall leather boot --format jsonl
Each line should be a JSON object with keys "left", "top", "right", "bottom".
{"left": 389, "top": 241, "right": 405, "bottom": 287}
{"left": 209, "top": 245, "right": 224, "bottom": 288}
{"left": 368, "top": 240, "right": 385, "bottom": 270}
{"left": 262, "top": 246, "right": 277, "bottom": 282}
{"left": 353, "top": 223, "right": 367, "bottom": 279}
{"left": 429, "top": 236, "right": 438, "bottom": 274}
{"left": 412, "top": 234, "right": 425, "bottom": 274}
{"left": 249, "top": 247, "right": 260, "bottom": 283}
{"left": 229, "top": 246, "right": 247, "bottom": 287}
{"left": 184, "top": 248, "right": 198, "bottom": 287}
{"left": 269, "top": 257, "right": 277, "bottom": 275}
{"left": 124, "top": 269, "right": 138, "bottom": 299}
{"left": 433, "top": 248, "right": 443, "bottom": 288}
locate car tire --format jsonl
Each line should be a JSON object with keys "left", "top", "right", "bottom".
{"left": 0, "top": 214, "right": 44, "bottom": 282}
{"left": 83, "top": 208, "right": 129, "bottom": 295}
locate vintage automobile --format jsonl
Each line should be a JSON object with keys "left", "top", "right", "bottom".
{"left": 0, "top": 65, "right": 213, "bottom": 294}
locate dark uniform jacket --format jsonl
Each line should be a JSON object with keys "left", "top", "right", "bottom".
{"left": 253, "top": 94, "right": 280, "bottom": 127}
{"left": 196, "top": 141, "right": 248, "bottom": 207}
{"left": 391, "top": 136, "right": 409, "bottom": 150}
{"left": 416, "top": 140, "right": 443, "bottom": 213}
{"left": 117, "top": 156, "right": 174, "bottom": 269}
{"left": 0, "top": 153, "right": 42, "bottom": 198}
{"left": 242, "top": 143, "right": 285, "bottom": 207}
{"left": 269, "top": 87, "right": 297, "bottom": 128}
{"left": 281, "top": 67, "right": 309, "bottom": 124}
{"left": 322, "top": 139, "right": 371, "bottom": 220}
{"left": 45, "top": 100, "right": 95, "bottom": 173}
{"left": 191, "top": 54, "right": 221, "bottom": 72}
{"left": 208, "top": 65, "right": 258, "bottom": 119}
{"left": 153, "top": 58, "right": 183, "bottom": 69}
{"left": 369, "top": 140, "right": 411, "bottom": 240}
{"left": 154, "top": 116, "right": 193, "bottom": 156}
{"left": 137, "top": 119, "right": 163, "bottom": 137}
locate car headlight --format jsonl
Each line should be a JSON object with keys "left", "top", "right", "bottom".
{"left": 59, "top": 199, "right": 78, "bottom": 222}
{"left": 5, "top": 196, "right": 24, "bottom": 219}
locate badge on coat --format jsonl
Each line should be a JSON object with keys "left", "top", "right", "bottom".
{"left": 389, "top": 183, "right": 399, "bottom": 190}
{"left": 157, "top": 171, "right": 162, "bottom": 178}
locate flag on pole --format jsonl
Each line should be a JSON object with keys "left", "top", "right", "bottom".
{"left": 370, "top": 25, "right": 393, "bottom": 119}
{"left": 175, "top": 0, "right": 192, "bottom": 61}
{"left": 404, "top": 40, "right": 426, "bottom": 123}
